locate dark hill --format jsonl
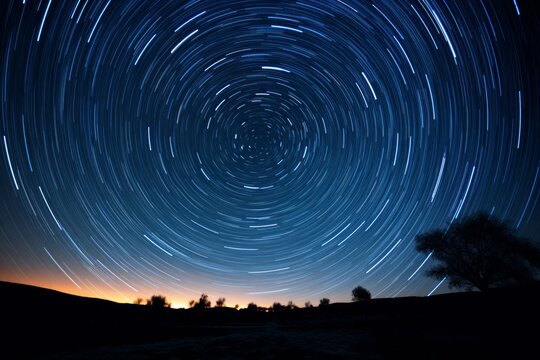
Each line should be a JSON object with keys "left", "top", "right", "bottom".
{"left": 1, "top": 281, "right": 539, "bottom": 359}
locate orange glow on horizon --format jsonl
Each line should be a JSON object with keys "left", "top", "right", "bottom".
{"left": 0, "top": 273, "right": 316, "bottom": 309}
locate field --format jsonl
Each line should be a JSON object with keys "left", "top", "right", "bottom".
{"left": 1, "top": 281, "right": 538, "bottom": 359}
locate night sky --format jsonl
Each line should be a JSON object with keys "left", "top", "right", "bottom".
{"left": 1, "top": 0, "right": 539, "bottom": 308}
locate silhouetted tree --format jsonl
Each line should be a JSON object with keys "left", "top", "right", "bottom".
{"left": 352, "top": 286, "right": 371, "bottom": 301}
{"left": 146, "top": 295, "right": 170, "bottom": 308}
{"left": 319, "top": 298, "right": 330, "bottom": 307}
{"left": 215, "top": 297, "right": 226, "bottom": 307}
{"left": 133, "top": 297, "right": 144, "bottom": 305}
{"left": 305, "top": 301, "right": 312, "bottom": 308}
{"left": 235, "top": 304, "right": 239, "bottom": 310}
{"left": 189, "top": 293, "right": 211, "bottom": 309}
{"left": 271, "top": 302, "right": 284, "bottom": 312}
{"left": 198, "top": 294, "right": 211, "bottom": 308}
{"left": 415, "top": 212, "right": 540, "bottom": 291}
{"left": 246, "top": 302, "right": 258, "bottom": 312}
{"left": 286, "top": 300, "right": 298, "bottom": 310}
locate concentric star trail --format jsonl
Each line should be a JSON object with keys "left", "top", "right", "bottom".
{"left": 1, "top": 0, "right": 539, "bottom": 307}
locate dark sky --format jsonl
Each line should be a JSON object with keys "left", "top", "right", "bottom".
{"left": 1, "top": 0, "right": 539, "bottom": 308}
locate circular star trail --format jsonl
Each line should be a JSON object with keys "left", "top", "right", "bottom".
{"left": 1, "top": 0, "right": 539, "bottom": 307}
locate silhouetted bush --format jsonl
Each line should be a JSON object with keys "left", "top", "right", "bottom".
{"left": 133, "top": 297, "right": 144, "bottom": 305}
{"left": 286, "top": 300, "right": 298, "bottom": 310}
{"left": 146, "top": 295, "right": 170, "bottom": 308}
{"left": 189, "top": 293, "right": 211, "bottom": 309}
{"left": 352, "top": 286, "right": 371, "bottom": 301}
{"left": 215, "top": 297, "right": 226, "bottom": 307}
{"left": 271, "top": 302, "right": 284, "bottom": 312}
{"left": 416, "top": 212, "right": 540, "bottom": 291}
{"left": 319, "top": 298, "right": 330, "bottom": 307}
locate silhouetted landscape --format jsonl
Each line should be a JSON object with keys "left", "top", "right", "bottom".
{"left": 2, "top": 0, "right": 540, "bottom": 358}
{"left": 2, "top": 213, "right": 540, "bottom": 358}
{"left": 1, "top": 280, "right": 539, "bottom": 359}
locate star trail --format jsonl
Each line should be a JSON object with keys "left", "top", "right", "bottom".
{"left": 1, "top": 0, "right": 539, "bottom": 308}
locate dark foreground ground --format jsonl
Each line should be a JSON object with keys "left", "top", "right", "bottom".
{"left": 1, "top": 281, "right": 539, "bottom": 359}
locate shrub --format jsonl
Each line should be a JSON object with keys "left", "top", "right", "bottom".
{"left": 352, "top": 286, "right": 371, "bottom": 301}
